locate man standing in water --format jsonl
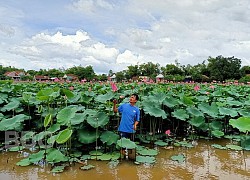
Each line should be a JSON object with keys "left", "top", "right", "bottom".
{"left": 113, "top": 94, "right": 140, "bottom": 140}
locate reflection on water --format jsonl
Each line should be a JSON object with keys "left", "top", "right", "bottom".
{"left": 0, "top": 139, "right": 249, "bottom": 180}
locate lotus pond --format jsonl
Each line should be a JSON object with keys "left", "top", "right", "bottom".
{"left": 0, "top": 139, "right": 250, "bottom": 179}
{"left": 0, "top": 81, "right": 250, "bottom": 178}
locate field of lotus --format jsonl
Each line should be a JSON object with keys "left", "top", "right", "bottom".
{"left": 0, "top": 80, "right": 249, "bottom": 172}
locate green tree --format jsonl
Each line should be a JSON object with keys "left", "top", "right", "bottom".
{"left": 116, "top": 71, "right": 125, "bottom": 82}
{"left": 207, "top": 56, "right": 241, "bottom": 81}
{"left": 139, "top": 62, "right": 160, "bottom": 79}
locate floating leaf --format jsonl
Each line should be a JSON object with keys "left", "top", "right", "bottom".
{"left": 137, "top": 149, "right": 158, "bottom": 156}
{"left": 154, "top": 140, "right": 168, "bottom": 146}
{"left": 28, "top": 150, "right": 45, "bottom": 163}
{"left": 211, "top": 144, "right": 227, "bottom": 150}
{"left": 16, "top": 158, "right": 31, "bottom": 166}
{"left": 171, "top": 154, "right": 185, "bottom": 163}
{"left": 51, "top": 165, "right": 65, "bottom": 173}
{"left": 136, "top": 156, "right": 155, "bottom": 164}
{"left": 8, "top": 146, "right": 24, "bottom": 152}
{"left": 80, "top": 164, "right": 95, "bottom": 170}
{"left": 226, "top": 144, "right": 243, "bottom": 151}
{"left": 46, "top": 148, "right": 68, "bottom": 163}
{"left": 211, "top": 130, "right": 224, "bottom": 138}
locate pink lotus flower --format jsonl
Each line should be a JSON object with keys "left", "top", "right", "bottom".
{"left": 209, "top": 85, "right": 215, "bottom": 89}
{"left": 69, "top": 86, "right": 74, "bottom": 91}
{"left": 111, "top": 82, "right": 118, "bottom": 92}
{"left": 194, "top": 85, "right": 200, "bottom": 91}
{"left": 165, "top": 130, "right": 171, "bottom": 136}
{"left": 206, "top": 91, "right": 210, "bottom": 95}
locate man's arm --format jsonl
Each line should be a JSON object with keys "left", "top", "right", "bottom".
{"left": 134, "top": 121, "right": 139, "bottom": 130}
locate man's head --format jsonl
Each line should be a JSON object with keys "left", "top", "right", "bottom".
{"left": 129, "top": 94, "right": 139, "bottom": 105}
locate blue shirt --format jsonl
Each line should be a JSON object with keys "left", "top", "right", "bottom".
{"left": 118, "top": 103, "right": 140, "bottom": 133}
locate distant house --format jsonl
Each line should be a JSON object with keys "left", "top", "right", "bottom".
{"left": 4, "top": 71, "right": 25, "bottom": 81}
{"left": 34, "top": 75, "right": 49, "bottom": 81}
{"left": 63, "top": 74, "right": 79, "bottom": 81}
{"left": 156, "top": 74, "right": 164, "bottom": 82}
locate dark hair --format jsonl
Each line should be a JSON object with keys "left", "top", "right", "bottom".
{"left": 132, "top": 93, "right": 139, "bottom": 101}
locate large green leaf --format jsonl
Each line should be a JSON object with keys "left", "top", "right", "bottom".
{"left": 1, "top": 99, "right": 20, "bottom": 112}
{"left": 186, "top": 107, "right": 204, "bottom": 117}
{"left": 211, "top": 130, "right": 224, "bottom": 138}
{"left": 46, "top": 148, "right": 68, "bottom": 163}
{"left": 198, "top": 102, "right": 219, "bottom": 118}
{"left": 70, "top": 113, "right": 85, "bottom": 125}
{"left": 95, "top": 92, "right": 114, "bottom": 103}
{"left": 29, "top": 150, "right": 45, "bottom": 163}
{"left": 189, "top": 116, "right": 205, "bottom": 127}
{"left": 137, "top": 149, "right": 158, "bottom": 156}
{"left": 136, "top": 156, "right": 156, "bottom": 164}
{"left": 172, "top": 109, "right": 189, "bottom": 121}
{"left": 36, "top": 88, "right": 54, "bottom": 101}
{"left": 229, "top": 117, "right": 250, "bottom": 133}
{"left": 57, "top": 106, "right": 78, "bottom": 125}
{"left": 56, "top": 129, "right": 73, "bottom": 144}
{"left": 100, "top": 131, "right": 119, "bottom": 146}
{"left": 171, "top": 154, "right": 185, "bottom": 163}
{"left": 86, "top": 112, "right": 109, "bottom": 128}
{"left": 143, "top": 101, "right": 167, "bottom": 119}
{"left": 117, "top": 138, "right": 137, "bottom": 149}
{"left": 16, "top": 158, "right": 31, "bottom": 166}
{"left": 0, "top": 114, "right": 30, "bottom": 131}
{"left": 219, "top": 107, "right": 238, "bottom": 117}
{"left": 78, "top": 130, "right": 99, "bottom": 144}
{"left": 241, "top": 137, "right": 250, "bottom": 150}
{"left": 163, "top": 96, "right": 179, "bottom": 108}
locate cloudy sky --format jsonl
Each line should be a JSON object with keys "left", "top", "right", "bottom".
{"left": 1, "top": 0, "right": 250, "bottom": 74}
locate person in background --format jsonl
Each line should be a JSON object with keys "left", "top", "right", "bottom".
{"left": 113, "top": 94, "right": 140, "bottom": 140}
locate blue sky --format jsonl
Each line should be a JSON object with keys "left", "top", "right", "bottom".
{"left": 1, "top": 0, "right": 250, "bottom": 74}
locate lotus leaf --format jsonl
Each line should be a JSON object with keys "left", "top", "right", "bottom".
{"left": 238, "top": 109, "right": 250, "bottom": 117}
{"left": 117, "top": 138, "right": 137, "bottom": 149}
{"left": 137, "top": 149, "right": 158, "bottom": 156}
{"left": 154, "top": 140, "right": 168, "bottom": 146}
{"left": 181, "top": 96, "right": 193, "bottom": 106}
{"left": 172, "top": 109, "right": 189, "bottom": 121}
{"left": 211, "top": 130, "right": 224, "bottom": 138}
{"left": 219, "top": 107, "right": 238, "bottom": 117}
{"left": 20, "top": 131, "right": 35, "bottom": 141}
{"left": 229, "top": 117, "right": 250, "bottom": 133}
{"left": 57, "top": 106, "right": 78, "bottom": 125}
{"left": 47, "top": 124, "right": 60, "bottom": 133}
{"left": 171, "top": 154, "right": 185, "bottom": 163}
{"left": 70, "top": 113, "right": 85, "bottom": 125}
{"left": 226, "top": 144, "right": 243, "bottom": 151}
{"left": 28, "top": 150, "right": 45, "bottom": 163}
{"left": 89, "top": 150, "right": 103, "bottom": 156}
{"left": 80, "top": 164, "right": 95, "bottom": 170}
{"left": 62, "top": 89, "right": 74, "bottom": 99}
{"left": 36, "top": 88, "right": 54, "bottom": 101}
{"left": 211, "top": 144, "right": 227, "bottom": 150}
{"left": 0, "top": 114, "right": 30, "bottom": 131}
{"left": 78, "top": 130, "right": 99, "bottom": 144}
{"left": 241, "top": 137, "right": 250, "bottom": 150}
{"left": 47, "top": 135, "right": 57, "bottom": 145}
{"left": 44, "top": 114, "right": 52, "bottom": 127}
{"left": 210, "top": 121, "right": 223, "bottom": 130}
{"left": 100, "top": 131, "right": 119, "bottom": 146}
{"left": 46, "top": 148, "right": 68, "bottom": 163}
{"left": 186, "top": 107, "right": 204, "bottom": 117}
{"left": 86, "top": 112, "right": 109, "bottom": 128}
{"left": 56, "top": 129, "right": 73, "bottom": 144}
{"left": 95, "top": 92, "right": 114, "bottom": 103}
{"left": 163, "top": 96, "right": 179, "bottom": 108}
{"left": 198, "top": 102, "right": 219, "bottom": 118}
{"left": 51, "top": 165, "right": 65, "bottom": 173}
{"left": 136, "top": 156, "right": 155, "bottom": 164}
{"left": 1, "top": 99, "right": 20, "bottom": 112}
{"left": 97, "top": 154, "right": 113, "bottom": 161}
{"left": 189, "top": 116, "right": 205, "bottom": 127}
{"left": 9, "top": 146, "right": 24, "bottom": 152}
{"left": 16, "top": 158, "right": 31, "bottom": 166}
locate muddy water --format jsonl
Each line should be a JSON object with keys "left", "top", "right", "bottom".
{"left": 0, "top": 139, "right": 249, "bottom": 180}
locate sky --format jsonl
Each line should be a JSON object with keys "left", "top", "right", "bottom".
{"left": 1, "top": 0, "right": 250, "bottom": 74}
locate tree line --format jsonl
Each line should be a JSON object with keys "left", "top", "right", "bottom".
{"left": 1, "top": 55, "right": 250, "bottom": 83}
